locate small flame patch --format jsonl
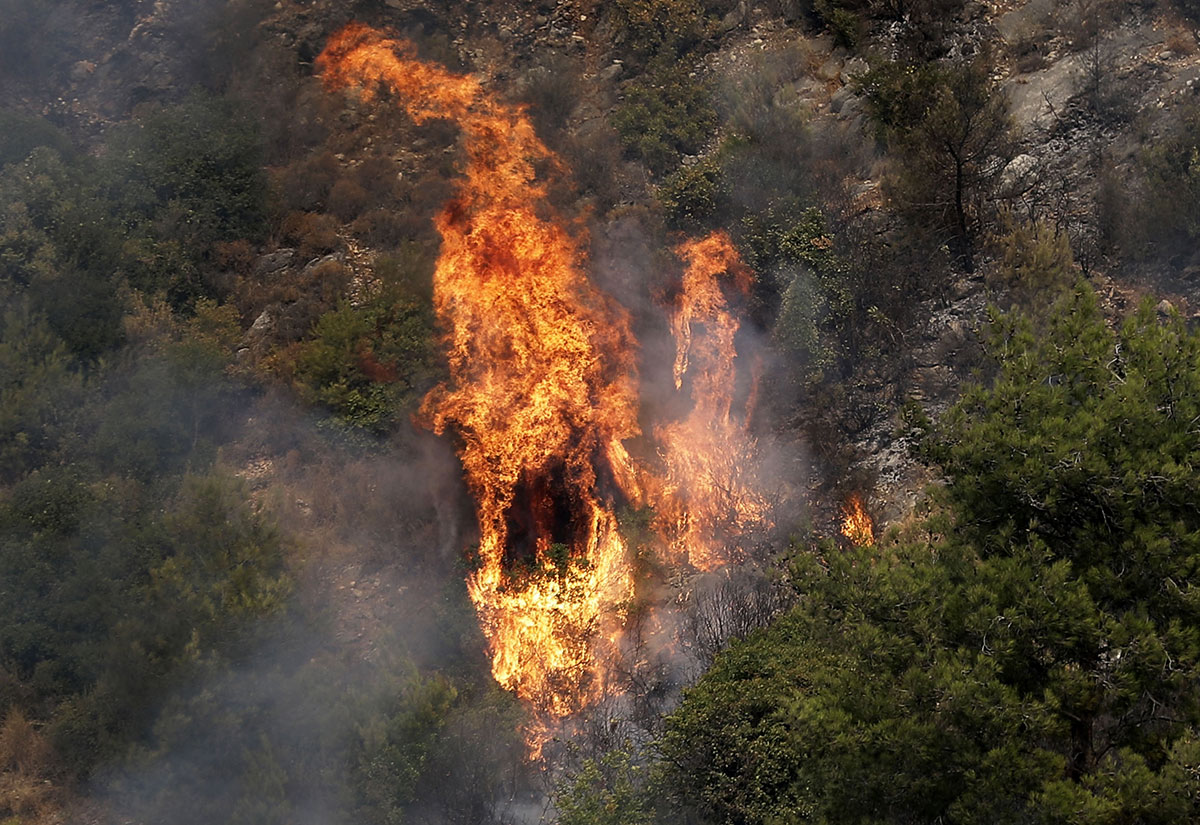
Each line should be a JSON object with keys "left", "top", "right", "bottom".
{"left": 840, "top": 494, "right": 875, "bottom": 546}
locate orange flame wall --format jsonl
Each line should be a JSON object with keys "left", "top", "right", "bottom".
{"left": 318, "top": 24, "right": 640, "bottom": 725}
{"left": 317, "top": 25, "right": 772, "bottom": 750}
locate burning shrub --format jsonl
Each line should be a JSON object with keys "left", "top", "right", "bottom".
{"left": 657, "top": 286, "right": 1200, "bottom": 824}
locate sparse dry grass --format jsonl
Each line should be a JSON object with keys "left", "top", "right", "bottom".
{"left": 0, "top": 710, "right": 62, "bottom": 825}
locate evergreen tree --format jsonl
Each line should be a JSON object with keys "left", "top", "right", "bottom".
{"left": 653, "top": 285, "right": 1200, "bottom": 824}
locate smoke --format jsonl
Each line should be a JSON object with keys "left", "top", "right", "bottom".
{"left": 74, "top": 380, "right": 520, "bottom": 825}
{"left": 0, "top": 8, "right": 823, "bottom": 822}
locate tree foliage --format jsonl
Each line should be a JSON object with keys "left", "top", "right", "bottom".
{"left": 649, "top": 285, "right": 1200, "bottom": 824}
{"left": 857, "top": 58, "right": 1012, "bottom": 268}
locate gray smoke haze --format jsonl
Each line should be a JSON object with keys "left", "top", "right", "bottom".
{"left": 0, "top": 5, "right": 821, "bottom": 822}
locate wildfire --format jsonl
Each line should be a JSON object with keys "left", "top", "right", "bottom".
{"left": 840, "top": 494, "right": 875, "bottom": 546}
{"left": 318, "top": 24, "right": 639, "bottom": 744}
{"left": 315, "top": 25, "right": 774, "bottom": 756}
{"left": 654, "top": 232, "right": 769, "bottom": 570}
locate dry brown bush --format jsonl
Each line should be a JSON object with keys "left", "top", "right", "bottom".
{"left": 214, "top": 238, "right": 257, "bottom": 275}
{"left": 1165, "top": 27, "right": 1199, "bottom": 55}
{"left": 350, "top": 207, "right": 429, "bottom": 250}
{"left": 273, "top": 150, "right": 341, "bottom": 214}
{"left": 235, "top": 258, "right": 352, "bottom": 343}
{"left": 0, "top": 709, "right": 60, "bottom": 824}
{"left": 327, "top": 178, "right": 370, "bottom": 223}
{"left": 280, "top": 211, "right": 341, "bottom": 259}
{"left": 354, "top": 156, "right": 402, "bottom": 202}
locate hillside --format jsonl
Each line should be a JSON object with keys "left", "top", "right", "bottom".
{"left": 2, "top": 1, "right": 1200, "bottom": 823}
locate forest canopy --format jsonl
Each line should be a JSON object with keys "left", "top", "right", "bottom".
{"left": 566, "top": 287, "right": 1200, "bottom": 824}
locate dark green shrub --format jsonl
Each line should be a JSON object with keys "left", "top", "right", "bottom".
{"left": 659, "top": 156, "right": 726, "bottom": 229}
{"left": 0, "top": 469, "right": 290, "bottom": 777}
{"left": 0, "top": 110, "right": 72, "bottom": 169}
{"left": 817, "top": 2, "right": 865, "bottom": 48}
{"left": 1137, "top": 105, "right": 1200, "bottom": 258}
{"left": 612, "top": 0, "right": 715, "bottom": 65}
{"left": 102, "top": 92, "right": 268, "bottom": 254}
{"left": 1177, "top": 0, "right": 1200, "bottom": 22}
{"left": 520, "top": 55, "right": 583, "bottom": 140}
{"left": 291, "top": 273, "right": 437, "bottom": 435}
{"left": 611, "top": 61, "right": 717, "bottom": 177}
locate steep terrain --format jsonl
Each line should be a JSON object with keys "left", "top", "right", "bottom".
{"left": 4, "top": 1, "right": 1200, "bottom": 822}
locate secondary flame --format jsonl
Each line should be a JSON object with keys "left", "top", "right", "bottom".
{"left": 840, "top": 494, "right": 875, "bottom": 546}
{"left": 653, "top": 232, "right": 769, "bottom": 570}
{"left": 318, "top": 25, "right": 639, "bottom": 747}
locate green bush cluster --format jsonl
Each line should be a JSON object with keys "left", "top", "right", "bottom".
{"left": 739, "top": 203, "right": 853, "bottom": 386}
{"left": 612, "top": 0, "right": 716, "bottom": 65}
{"left": 0, "top": 87, "right": 288, "bottom": 791}
{"left": 291, "top": 257, "right": 438, "bottom": 437}
{"left": 0, "top": 469, "right": 290, "bottom": 776}
{"left": 0, "top": 94, "right": 267, "bottom": 361}
{"left": 658, "top": 155, "right": 727, "bottom": 229}
{"left": 612, "top": 60, "right": 718, "bottom": 176}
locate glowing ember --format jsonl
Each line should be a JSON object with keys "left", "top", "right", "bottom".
{"left": 653, "top": 232, "right": 769, "bottom": 570}
{"left": 840, "top": 494, "right": 875, "bottom": 546}
{"left": 317, "top": 25, "right": 640, "bottom": 746}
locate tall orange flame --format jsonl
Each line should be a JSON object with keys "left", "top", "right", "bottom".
{"left": 318, "top": 25, "right": 639, "bottom": 742}
{"left": 654, "top": 232, "right": 769, "bottom": 570}
{"left": 316, "top": 27, "right": 776, "bottom": 755}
